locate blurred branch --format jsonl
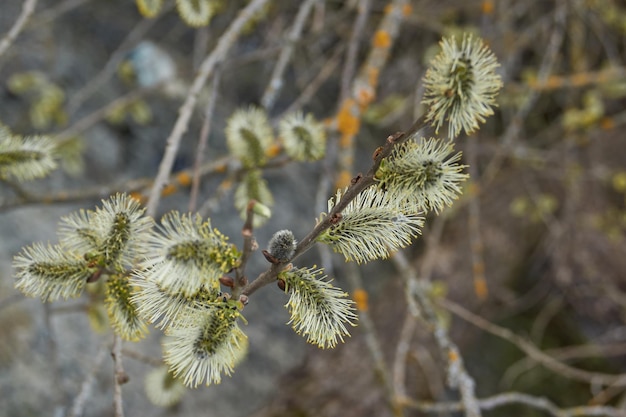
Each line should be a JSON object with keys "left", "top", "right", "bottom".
{"left": 189, "top": 65, "right": 221, "bottom": 212}
{"left": 146, "top": 0, "right": 271, "bottom": 217}
{"left": 111, "top": 334, "right": 128, "bottom": 417}
{"left": 0, "top": 0, "right": 38, "bottom": 59}
{"left": 70, "top": 346, "right": 107, "bottom": 417}
{"left": 0, "top": 157, "right": 230, "bottom": 212}
{"left": 339, "top": 0, "right": 371, "bottom": 103}
{"left": 403, "top": 391, "right": 626, "bottom": 417}
{"left": 261, "top": 0, "right": 318, "bottom": 111}
{"left": 393, "top": 251, "right": 482, "bottom": 417}
{"left": 344, "top": 262, "right": 403, "bottom": 417}
{"left": 439, "top": 297, "right": 626, "bottom": 387}
{"left": 280, "top": 41, "right": 345, "bottom": 118}
{"left": 483, "top": 1, "right": 567, "bottom": 185}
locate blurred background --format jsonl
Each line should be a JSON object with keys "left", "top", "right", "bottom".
{"left": 1, "top": 0, "right": 626, "bottom": 416}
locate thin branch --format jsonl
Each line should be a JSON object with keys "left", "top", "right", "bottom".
{"left": 466, "top": 136, "right": 487, "bottom": 300}
{"left": 261, "top": 0, "right": 317, "bottom": 111}
{"left": 146, "top": 0, "right": 271, "bottom": 217}
{"left": 189, "top": 65, "right": 221, "bottom": 212}
{"left": 0, "top": 0, "right": 38, "bottom": 59}
{"left": 393, "top": 251, "right": 482, "bottom": 417}
{"left": 242, "top": 115, "right": 432, "bottom": 297}
{"left": 392, "top": 310, "right": 417, "bottom": 402}
{"left": 344, "top": 262, "right": 404, "bottom": 417}
{"left": 402, "top": 391, "right": 626, "bottom": 417}
{"left": 334, "top": 0, "right": 409, "bottom": 188}
{"left": 482, "top": 1, "right": 567, "bottom": 185}
{"left": 111, "top": 334, "right": 128, "bottom": 417}
{"left": 438, "top": 297, "right": 626, "bottom": 387}
{"left": 339, "top": 0, "right": 371, "bottom": 103}
{"left": 70, "top": 346, "right": 107, "bottom": 417}
{"left": 280, "top": 41, "right": 345, "bottom": 118}
{"left": 0, "top": 157, "right": 230, "bottom": 212}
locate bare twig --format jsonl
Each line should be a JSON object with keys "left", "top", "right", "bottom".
{"left": 392, "top": 251, "right": 481, "bottom": 417}
{"left": 111, "top": 334, "right": 128, "bottom": 417}
{"left": 146, "top": 0, "right": 271, "bottom": 217}
{"left": 344, "top": 263, "right": 403, "bottom": 417}
{"left": 339, "top": 0, "right": 371, "bottom": 103}
{"left": 280, "top": 41, "right": 345, "bottom": 118}
{"left": 392, "top": 310, "right": 417, "bottom": 402}
{"left": 70, "top": 346, "right": 107, "bottom": 417}
{"left": 482, "top": 1, "right": 567, "bottom": 185}
{"left": 439, "top": 297, "right": 626, "bottom": 387}
{"left": 261, "top": 0, "right": 317, "bottom": 111}
{"left": 56, "top": 87, "right": 155, "bottom": 142}
{"left": 466, "top": 136, "right": 487, "bottom": 300}
{"left": 189, "top": 66, "right": 222, "bottom": 212}
{"left": 402, "top": 391, "right": 626, "bottom": 417}
{"left": 0, "top": 0, "right": 38, "bottom": 59}
{"left": 0, "top": 157, "right": 230, "bottom": 212}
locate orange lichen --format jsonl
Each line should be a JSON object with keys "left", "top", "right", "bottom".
{"left": 337, "top": 99, "right": 360, "bottom": 137}
{"left": 160, "top": 183, "right": 177, "bottom": 197}
{"left": 265, "top": 142, "right": 282, "bottom": 158}
{"left": 384, "top": 4, "right": 412, "bottom": 16}
{"left": 352, "top": 288, "right": 369, "bottom": 312}
{"left": 175, "top": 171, "right": 192, "bottom": 187}
{"left": 373, "top": 30, "right": 391, "bottom": 49}
{"left": 544, "top": 75, "right": 563, "bottom": 89}
{"left": 571, "top": 72, "right": 590, "bottom": 87}
{"left": 215, "top": 162, "right": 228, "bottom": 173}
{"left": 481, "top": 0, "right": 494, "bottom": 15}
{"left": 367, "top": 66, "right": 380, "bottom": 89}
{"left": 600, "top": 117, "right": 615, "bottom": 130}
{"left": 448, "top": 349, "right": 459, "bottom": 362}
{"left": 129, "top": 192, "right": 146, "bottom": 204}
{"left": 467, "top": 181, "right": 480, "bottom": 197}
{"left": 336, "top": 170, "right": 353, "bottom": 189}
{"left": 218, "top": 178, "right": 232, "bottom": 191}
{"left": 356, "top": 86, "right": 376, "bottom": 108}
{"left": 474, "top": 277, "right": 488, "bottom": 300}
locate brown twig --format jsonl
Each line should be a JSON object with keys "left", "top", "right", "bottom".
{"left": 241, "top": 115, "right": 431, "bottom": 297}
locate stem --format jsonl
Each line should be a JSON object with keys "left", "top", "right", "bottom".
{"left": 242, "top": 115, "right": 429, "bottom": 297}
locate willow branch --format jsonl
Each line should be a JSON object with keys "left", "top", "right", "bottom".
{"left": 241, "top": 115, "right": 430, "bottom": 296}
